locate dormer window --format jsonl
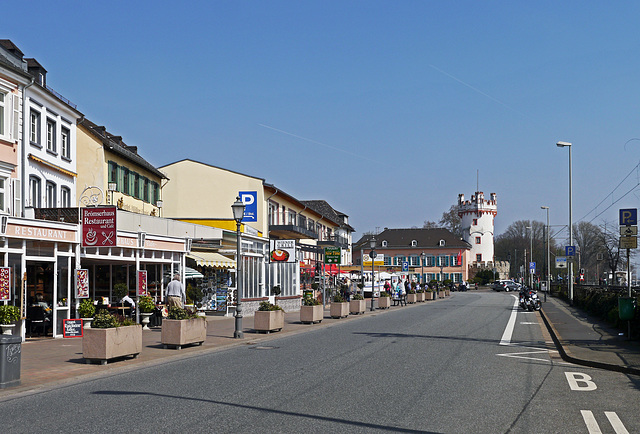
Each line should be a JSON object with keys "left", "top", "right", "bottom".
{"left": 411, "top": 240, "right": 417, "bottom": 247}
{"left": 382, "top": 240, "right": 388, "bottom": 247}
{"left": 439, "top": 239, "right": 446, "bottom": 247}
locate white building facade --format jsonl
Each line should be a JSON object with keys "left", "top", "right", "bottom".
{"left": 458, "top": 191, "right": 497, "bottom": 266}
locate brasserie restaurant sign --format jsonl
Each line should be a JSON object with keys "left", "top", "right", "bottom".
{"left": 81, "top": 206, "right": 117, "bottom": 247}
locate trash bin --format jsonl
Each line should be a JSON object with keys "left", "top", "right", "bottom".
{"left": 618, "top": 297, "right": 637, "bottom": 321}
{"left": 0, "top": 334, "right": 21, "bottom": 389}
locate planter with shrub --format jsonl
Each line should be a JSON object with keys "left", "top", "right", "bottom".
{"left": 349, "top": 293, "right": 366, "bottom": 315}
{"left": 330, "top": 294, "right": 349, "bottom": 319}
{"left": 377, "top": 292, "right": 391, "bottom": 309}
{"left": 82, "top": 311, "right": 141, "bottom": 365}
{"left": 78, "top": 299, "right": 96, "bottom": 329}
{"left": 138, "top": 296, "right": 155, "bottom": 330}
{"left": 254, "top": 301, "right": 284, "bottom": 333}
{"left": 161, "top": 306, "right": 206, "bottom": 350}
{"left": 300, "top": 297, "right": 323, "bottom": 324}
{"left": 0, "top": 305, "right": 20, "bottom": 335}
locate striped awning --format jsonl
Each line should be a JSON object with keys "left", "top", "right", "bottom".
{"left": 187, "top": 252, "right": 236, "bottom": 268}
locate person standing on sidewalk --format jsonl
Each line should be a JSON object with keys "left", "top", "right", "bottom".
{"left": 166, "top": 274, "right": 185, "bottom": 308}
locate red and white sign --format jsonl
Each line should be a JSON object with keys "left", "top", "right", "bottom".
{"left": 137, "top": 270, "right": 147, "bottom": 296}
{"left": 81, "top": 206, "right": 116, "bottom": 247}
{"left": 0, "top": 268, "right": 10, "bottom": 301}
{"left": 76, "top": 269, "right": 89, "bottom": 299}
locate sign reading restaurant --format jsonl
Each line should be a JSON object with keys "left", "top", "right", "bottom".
{"left": 81, "top": 206, "right": 117, "bottom": 247}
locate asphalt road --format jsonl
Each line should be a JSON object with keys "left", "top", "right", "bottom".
{"left": 3, "top": 291, "right": 638, "bottom": 433}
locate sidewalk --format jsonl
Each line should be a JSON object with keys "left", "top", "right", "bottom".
{"left": 0, "top": 300, "right": 392, "bottom": 399}
{"left": 540, "top": 295, "right": 640, "bottom": 376}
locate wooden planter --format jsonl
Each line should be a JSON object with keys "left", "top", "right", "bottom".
{"left": 407, "top": 293, "right": 418, "bottom": 304}
{"left": 349, "top": 299, "right": 366, "bottom": 315}
{"left": 254, "top": 310, "right": 284, "bottom": 333}
{"left": 300, "top": 305, "right": 323, "bottom": 324}
{"left": 378, "top": 296, "right": 391, "bottom": 309}
{"left": 161, "top": 317, "right": 207, "bottom": 349}
{"left": 82, "top": 325, "right": 142, "bottom": 365}
{"left": 330, "top": 302, "right": 349, "bottom": 318}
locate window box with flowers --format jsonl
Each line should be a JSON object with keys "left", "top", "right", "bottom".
{"left": 161, "top": 306, "right": 206, "bottom": 350}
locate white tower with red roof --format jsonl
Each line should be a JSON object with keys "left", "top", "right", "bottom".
{"left": 458, "top": 192, "right": 497, "bottom": 266}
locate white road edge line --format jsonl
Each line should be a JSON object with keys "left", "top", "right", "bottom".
{"left": 499, "top": 295, "right": 519, "bottom": 346}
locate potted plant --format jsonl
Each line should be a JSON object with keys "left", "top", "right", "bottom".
{"left": 0, "top": 305, "right": 20, "bottom": 335}
{"left": 407, "top": 289, "right": 418, "bottom": 304}
{"left": 78, "top": 299, "right": 96, "bottom": 329}
{"left": 425, "top": 287, "right": 435, "bottom": 300}
{"left": 330, "top": 293, "right": 349, "bottom": 319}
{"left": 416, "top": 288, "right": 425, "bottom": 302}
{"left": 349, "top": 293, "right": 366, "bottom": 315}
{"left": 300, "top": 296, "right": 323, "bottom": 324}
{"left": 138, "top": 296, "right": 155, "bottom": 330}
{"left": 254, "top": 301, "right": 284, "bottom": 333}
{"left": 378, "top": 291, "right": 391, "bottom": 309}
{"left": 82, "top": 311, "right": 142, "bottom": 365}
{"left": 161, "top": 306, "right": 206, "bottom": 350}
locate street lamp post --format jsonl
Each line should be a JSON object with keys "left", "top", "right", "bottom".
{"left": 231, "top": 196, "right": 246, "bottom": 339}
{"left": 541, "top": 206, "right": 550, "bottom": 301}
{"left": 421, "top": 252, "right": 425, "bottom": 288}
{"left": 526, "top": 226, "right": 533, "bottom": 289}
{"left": 369, "top": 236, "right": 376, "bottom": 311}
{"left": 557, "top": 141, "right": 573, "bottom": 304}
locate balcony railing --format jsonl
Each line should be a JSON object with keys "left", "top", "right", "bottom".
{"left": 34, "top": 207, "right": 79, "bottom": 223}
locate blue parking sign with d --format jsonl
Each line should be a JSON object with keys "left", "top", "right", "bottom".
{"left": 619, "top": 208, "right": 637, "bottom": 226}
{"left": 402, "top": 261, "right": 409, "bottom": 272}
{"left": 565, "top": 246, "right": 576, "bottom": 257}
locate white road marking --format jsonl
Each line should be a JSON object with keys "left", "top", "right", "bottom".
{"left": 519, "top": 322, "right": 538, "bottom": 325}
{"left": 499, "top": 295, "right": 519, "bottom": 346}
{"left": 605, "top": 412, "right": 629, "bottom": 434}
{"left": 581, "top": 410, "right": 602, "bottom": 434}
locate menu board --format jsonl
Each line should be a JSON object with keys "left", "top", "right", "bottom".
{"left": 63, "top": 319, "right": 83, "bottom": 338}
{"left": 76, "top": 269, "right": 89, "bottom": 299}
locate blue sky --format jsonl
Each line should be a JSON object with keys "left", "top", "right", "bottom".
{"left": 6, "top": 1, "right": 640, "bottom": 242}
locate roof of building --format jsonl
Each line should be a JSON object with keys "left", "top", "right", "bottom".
{"left": 300, "top": 200, "right": 355, "bottom": 232}
{"left": 160, "top": 159, "right": 265, "bottom": 182}
{"left": 79, "top": 118, "right": 167, "bottom": 179}
{"left": 354, "top": 227, "right": 471, "bottom": 250}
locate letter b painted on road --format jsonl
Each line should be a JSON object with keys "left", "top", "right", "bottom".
{"left": 565, "top": 372, "right": 597, "bottom": 391}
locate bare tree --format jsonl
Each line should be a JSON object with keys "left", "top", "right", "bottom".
{"left": 439, "top": 205, "right": 462, "bottom": 238}
{"left": 495, "top": 220, "right": 549, "bottom": 278}
{"left": 423, "top": 220, "right": 439, "bottom": 229}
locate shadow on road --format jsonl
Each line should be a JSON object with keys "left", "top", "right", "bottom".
{"left": 93, "top": 390, "right": 439, "bottom": 433}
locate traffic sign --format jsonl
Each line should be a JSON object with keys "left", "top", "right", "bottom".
{"left": 401, "top": 261, "right": 409, "bottom": 272}
{"left": 621, "top": 226, "right": 638, "bottom": 236}
{"left": 620, "top": 236, "right": 638, "bottom": 249}
{"left": 565, "top": 246, "right": 576, "bottom": 257}
{"left": 324, "top": 247, "right": 341, "bottom": 264}
{"left": 555, "top": 257, "right": 568, "bottom": 269}
{"left": 619, "top": 208, "right": 637, "bottom": 226}
{"left": 529, "top": 262, "right": 536, "bottom": 274}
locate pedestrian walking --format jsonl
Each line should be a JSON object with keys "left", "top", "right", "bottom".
{"left": 166, "top": 273, "right": 185, "bottom": 308}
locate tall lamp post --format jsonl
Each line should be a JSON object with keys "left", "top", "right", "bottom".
{"left": 369, "top": 236, "right": 376, "bottom": 311}
{"left": 421, "top": 252, "right": 426, "bottom": 288}
{"left": 541, "top": 206, "right": 550, "bottom": 301}
{"left": 231, "top": 196, "right": 246, "bottom": 338}
{"left": 526, "top": 226, "right": 533, "bottom": 288}
{"left": 557, "top": 141, "right": 573, "bottom": 304}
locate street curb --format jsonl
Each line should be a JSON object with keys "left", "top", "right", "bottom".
{"left": 540, "top": 306, "right": 640, "bottom": 377}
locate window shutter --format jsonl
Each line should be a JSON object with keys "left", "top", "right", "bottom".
{"left": 11, "top": 94, "right": 19, "bottom": 141}
{"left": 117, "top": 166, "right": 125, "bottom": 192}
{"left": 11, "top": 178, "right": 20, "bottom": 216}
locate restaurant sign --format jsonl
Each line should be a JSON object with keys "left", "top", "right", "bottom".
{"left": 81, "top": 206, "right": 116, "bottom": 247}
{"left": 76, "top": 269, "right": 89, "bottom": 298}
{"left": 270, "top": 239, "right": 296, "bottom": 263}
{"left": 324, "top": 247, "right": 341, "bottom": 264}
{"left": 137, "top": 270, "right": 148, "bottom": 296}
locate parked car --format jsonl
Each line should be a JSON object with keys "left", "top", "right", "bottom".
{"left": 492, "top": 280, "right": 520, "bottom": 292}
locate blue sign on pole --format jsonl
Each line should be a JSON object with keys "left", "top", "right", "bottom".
{"left": 239, "top": 191, "right": 257, "bottom": 222}
{"left": 529, "top": 262, "right": 536, "bottom": 271}
{"left": 402, "top": 261, "right": 409, "bottom": 272}
{"left": 565, "top": 246, "right": 576, "bottom": 257}
{"left": 619, "top": 208, "right": 637, "bottom": 226}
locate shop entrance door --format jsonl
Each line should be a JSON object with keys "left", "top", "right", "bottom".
{"left": 26, "top": 261, "right": 55, "bottom": 338}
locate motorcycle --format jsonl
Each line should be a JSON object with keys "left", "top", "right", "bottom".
{"left": 519, "top": 289, "right": 541, "bottom": 312}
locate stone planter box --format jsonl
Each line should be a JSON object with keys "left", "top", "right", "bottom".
{"left": 82, "top": 325, "right": 142, "bottom": 365}
{"left": 254, "top": 310, "right": 284, "bottom": 333}
{"left": 425, "top": 291, "right": 435, "bottom": 300}
{"left": 438, "top": 291, "right": 445, "bottom": 299}
{"left": 161, "top": 317, "right": 207, "bottom": 350}
{"left": 378, "top": 296, "right": 391, "bottom": 309}
{"left": 416, "top": 292, "right": 425, "bottom": 302}
{"left": 407, "top": 293, "right": 418, "bottom": 304}
{"left": 330, "top": 302, "right": 349, "bottom": 318}
{"left": 349, "top": 299, "right": 366, "bottom": 315}
{"left": 300, "top": 305, "right": 323, "bottom": 324}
